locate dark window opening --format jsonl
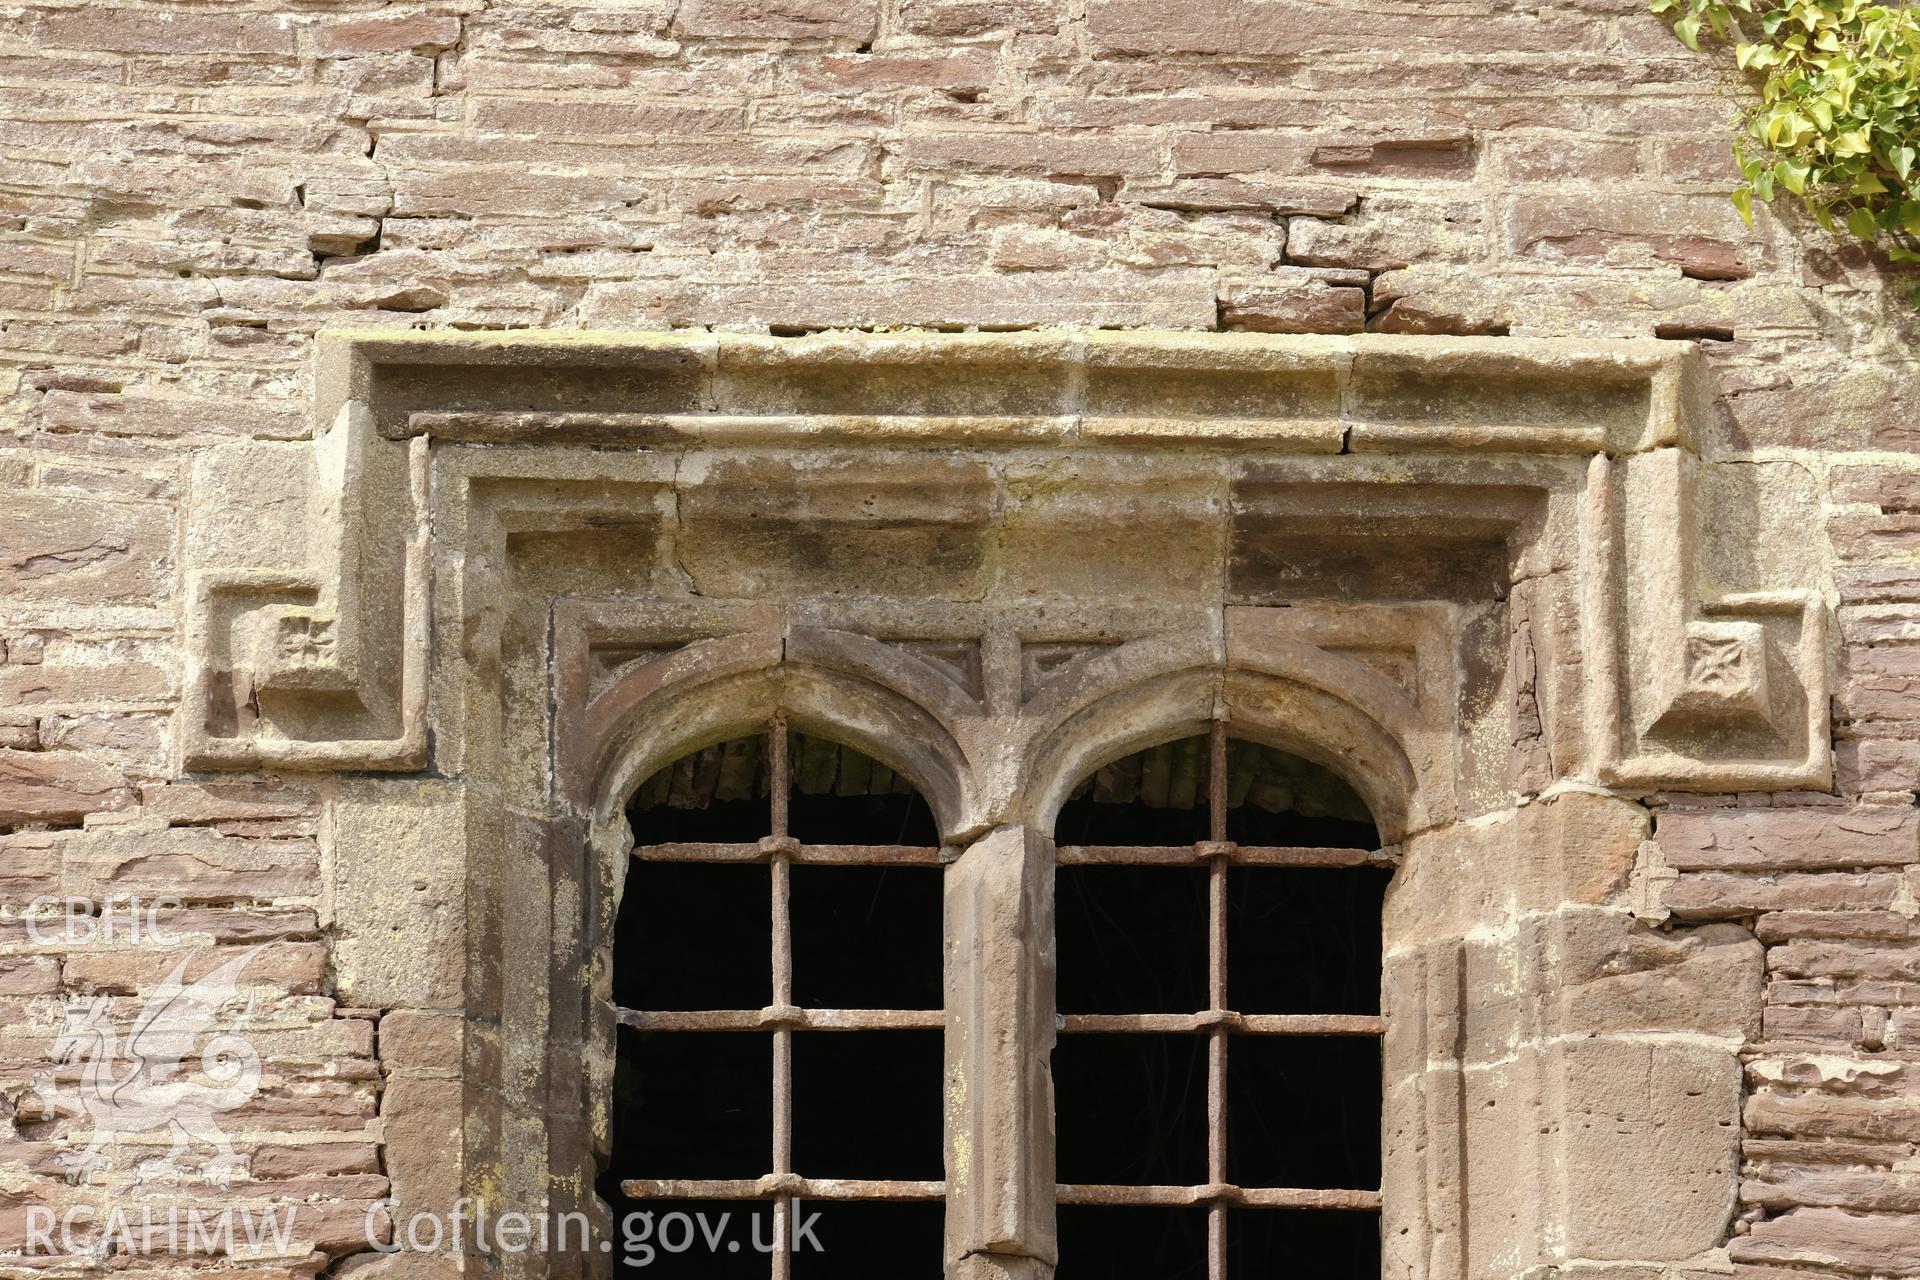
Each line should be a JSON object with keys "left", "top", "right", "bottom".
{"left": 601, "top": 727, "right": 944, "bottom": 1278}
{"left": 1053, "top": 727, "right": 1387, "bottom": 1280}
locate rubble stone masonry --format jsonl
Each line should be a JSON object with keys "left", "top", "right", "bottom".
{"left": 0, "top": 2, "right": 1917, "bottom": 1279}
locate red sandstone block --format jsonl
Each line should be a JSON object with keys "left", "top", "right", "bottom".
{"left": 1836, "top": 649, "right": 1920, "bottom": 724}
{"left": 1836, "top": 737, "right": 1920, "bottom": 794}
{"left": 314, "top": 13, "right": 461, "bottom": 56}
{"left": 1171, "top": 132, "right": 1315, "bottom": 177}
{"left": 1767, "top": 941, "right": 1920, "bottom": 981}
{"left": 141, "top": 905, "right": 321, "bottom": 944}
{"left": 1840, "top": 604, "right": 1920, "bottom": 646}
{"left": 1733, "top": 1207, "right": 1920, "bottom": 1273}
{"left": 1309, "top": 136, "right": 1476, "bottom": 179}
{"left": 37, "top": 713, "right": 164, "bottom": 768}
{"left": 59, "top": 827, "right": 322, "bottom": 903}
{"left": 1755, "top": 910, "right": 1919, "bottom": 942}
{"left": 1218, "top": 273, "right": 1366, "bottom": 334}
{"left": 1291, "top": 200, "right": 1488, "bottom": 274}
{"left": 894, "top": 132, "right": 1162, "bottom": 178}
{"left": 378, "top": 1010, "right": 462, "bottom": 1074}
{"left": 0, "top": 660, "right": 176, "bottom": 711}
{"left": 0, "top": 956, "right": 59, "bottom": 996}
{"left": 0, "top": 832, "right": 60, "bottom": 903}
{"left": 1657, "top": 805, "right": 1919, "bottom": 870}
{"left": 139, "top": 781, "right": 323, "bottom": 825}
{"left": 1745, "top": 1090, "right": 1920, "bottom": 1142}
{"left": 1499, "top": 135, "right": 1641, "bottom": 183}
{"left": 379, "top": 131, "right": 872, "bottom": 175}
{"left": 1831, "top": 511, "right": 1920, "bottom": 562}
{"left": 36, "top": 389, "right": 305, "bottom": 441}
{"left": 34, "top": 8, "right": 297, "bottom": 56}
{"left": 380, "top": 1076, "right": 461, "bottom": 1214}
{"left": 1665, "top": 871, "right": 1905, "bottom": 918}
{"left": 581, "top": 269, "right": 1221, "bottom": 329}
{"left": 1122, "top": 177, "right": 1357, "bottom": 216}
{"left": 390, "top": 166, "right": 646, "bottom": 218}
{"left": 0, "top": 748, "right": 132, "bottom": 828}
{"left": 62, "top": 941, "right": 329, "bottom": 996}
{"left": 251, "top": 1141, "right": 381, "bottom": 1179}
{"left": 2, "top": 319, "right": 133, "bottom": 359}
{"left": 808, "top": 50, "right": 1000, "bottom": 90}
{"left": 1367, "top": 289, "right": 1511, "bottom": 336}
{"left": 901, "top": 0, "right": 1060, "bottom": 35}
{"left": 1086, "top": 0, "right": 1606, "bottom": 57}
{"left": 0, "top": 717, "right": 37, "bottom": 752}
{"left": 1657, "top": 136, "right": 1743, "bottom": 184}
{"left": 675, "top": 0, "right": 879, "bottom": 40}
{"left": 1508, "top": 191, "right": 1762, "bottom": 278}
{"left": 470, "top": 97, "right": 745, "bottom": 136}
{"left": 1762, "top": 1003, "right": 1863, "bottom": 1044}
{"left": 1835, "top": 466, "right": 1920, "bottom": 512}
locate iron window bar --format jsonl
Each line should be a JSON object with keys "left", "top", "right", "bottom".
{"left": 620, "top": 719, "right": 1384, "bottom": 1274}
{"left": 617, "top": 717, "right": 945, "bottom": 1279}
{"left": 1055, "top": 721, "right": 1385, "bottom": 1278}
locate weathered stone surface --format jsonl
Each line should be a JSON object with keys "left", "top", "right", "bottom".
{"left": 137, "top": 780, "right": 322, "bottom": 825}
{"left": 1659, "top": 805, "right": 1920, "bottom": 871}
{"left": 675, "top": 0, "right": 879, "bottom": 39}
{"left": 1732, "top": 1207, "right": 1920, "bottom": 1273}
{"left": 1388, "top": 791, "right": 1647, "bottom": 949}
{"left": 61, "top": 941, "right": 328, "bottom": 994}
{"left": 945, "top": 826, "right": 1055, "bottom": 1267}
{"left": 380, "top": 1077, "right": 463, "bottom": 1222}
{"left": 1510, "top": 192, "right": 1765, "bottom": 279}
{"left": 1666, "top": 871, "right": 1906, "bottom": 918}
{"left": 679, "top": 455, "right": 995, "bottom": 600}
{"left": 55, "top": 825, "right": 321, "bottom": 901}
{"left": 1558, "top": 914, "right": 1764, "bottom": 1040}
{"left": 1218, "top": 272, "right": 1367, "bottom": 334}
{"left": 1086, "top": 0, "right": 1603, "bottom": 57}
{"left": 0, "top": 492, "right": 171, "bottom": 604}
{"left": 378, "top": 1010, "right": 462, "bottom": 1075}
{"left": 1563, "top": 1039, "right": 1743, "bottom": 1260}
{"left": 332, "top": 781, "right": 465, "bottom": 1009}
{"left": 579, "top": 270, "right": 1223, "bottom": 329}
{"left": 0, "top": 749, "right": 132, "bottom": 826}
{"left": 313, "top": 13, "right": 461, "bottom": 56}
{"left": 334, "top": 1253, "right": 460, "bottom": 1280}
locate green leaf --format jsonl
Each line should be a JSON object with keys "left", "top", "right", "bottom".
{"left": 1657, "top": 0, "right": 1920, "bottom": 303}
{"left": 1732, "top": 186, "right": 1756, "bottom": 225}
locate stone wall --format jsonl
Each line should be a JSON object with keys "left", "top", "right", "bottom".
{"left": 1, "top": 2, "right": 1918, "bottom": 1278}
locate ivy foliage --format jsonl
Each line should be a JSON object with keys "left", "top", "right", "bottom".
{"left": 1651, "top": 0, "right": 1920, "bottom": 260}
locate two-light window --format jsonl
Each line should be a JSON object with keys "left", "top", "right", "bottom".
{"left": 602, "top": 722, "right": 1388, "bottom": 1278}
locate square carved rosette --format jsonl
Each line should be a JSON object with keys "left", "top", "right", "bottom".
{"left": 177, "top": 330, "right": 1818, "bottom": 1280}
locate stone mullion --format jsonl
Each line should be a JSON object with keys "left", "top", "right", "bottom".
{"left": 943, "top": 824, "right": 1058, "bottom": 1280}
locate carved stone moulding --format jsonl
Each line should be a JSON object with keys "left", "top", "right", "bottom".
{"left": 178, "top": 329, "right": 1830, "bottom": 797}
